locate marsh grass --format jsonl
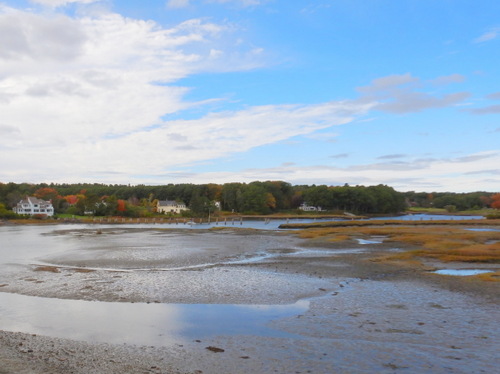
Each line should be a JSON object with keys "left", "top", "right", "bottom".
{"left": 282, "top": 219, "right": 500, "bottom": 229}
{"left": 295, "top": 225, "right": 500, "bottom": 265}
{"left": 474, "top": 271, "right": 500, "bottom": 282}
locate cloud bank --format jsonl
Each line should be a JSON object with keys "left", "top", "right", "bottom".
{"left": 0, "top": 4, "right": 497, "bottom": 193}
{"left": 0, "top": 5, "right": 371, "bottom": 183}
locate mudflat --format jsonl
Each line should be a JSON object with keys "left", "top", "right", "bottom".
{"left": 0, "top": 225, "right": 498, "bottom": 373}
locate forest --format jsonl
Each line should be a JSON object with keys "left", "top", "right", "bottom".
{"left": 0, "top": 181, "right": 498, "bottom": 219}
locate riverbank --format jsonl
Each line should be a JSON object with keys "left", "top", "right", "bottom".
{"left": 0, "top": 224, "right": 498, "bottom": 373}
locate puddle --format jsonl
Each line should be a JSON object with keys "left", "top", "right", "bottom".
{"left": 356, "top": 239, "right": 382, "bottom": 245}
{"left": 0, "top": 292, "right": 308, "bottom": 346}
{"left": 432, "top": 269, "right": 494, "bottom": 276}
{"left": 465, "top": 228, "right": 500, "bottom": 232}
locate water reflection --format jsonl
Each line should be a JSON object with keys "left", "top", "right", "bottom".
{"left": 0, "top": 292, "right": 308, "bottom": 346}
{"left": 433, "top": 269, "right": 493, "bottom": 276}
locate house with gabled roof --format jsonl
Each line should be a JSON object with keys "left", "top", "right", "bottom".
{"left": 298, "top": 203, "right": 323, "bottom": 212}
{"left": 13, "top": 196, "right": 54, "bottom": 216}
{"left": 157, "top": 200, "right": 188, "bottom": 214}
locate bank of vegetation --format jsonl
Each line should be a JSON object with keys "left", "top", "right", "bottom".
{"left": 0, "top": 181, "right": 498, "bottom": 219}
{"left": 291, "top": 223, "right": 500, "bottom": 281}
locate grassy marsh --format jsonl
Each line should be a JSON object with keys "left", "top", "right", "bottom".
{"left": 294, "top": 223, "right": 500, "bottom": 278}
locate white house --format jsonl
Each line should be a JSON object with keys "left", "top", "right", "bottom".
{"left": 13, "top": 196, "right": 54, "bottom": 216}
{"left": 298, "top": 203, "right": 323, "bottom": 212}
{"left": 157, "top": 200, "right": 188, "bottom": 214}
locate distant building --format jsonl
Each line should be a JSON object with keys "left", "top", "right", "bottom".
{"left": 157, "top": 200, "right": 188, "bottom": 214}
{"left": 13, "top": 196, "right": 54, "bottom": 216}
{"left": 299, "top": 203, "right": 323, "bottom": 212}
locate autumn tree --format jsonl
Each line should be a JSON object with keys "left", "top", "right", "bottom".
{"left": 491, "top": 193, "right": 500, "bottom": 210}
{"left": 34, "top": 187, "right": 64, "bottom": 212}
{"left": 117, "top": 199, "right": 127, "bottom": 213}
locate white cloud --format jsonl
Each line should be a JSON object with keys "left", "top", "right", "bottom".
{"left": 0, "top": 6, "right": 274, "bottom": 181}
{"left": 207, "top": 0, "right": 265, "bottom": 6}
{"left": 166, "top": 0, "right": 191, "bottom": 9}
{"left": 474, "top": 27, "right": 500, "bottom": 43}
{"left": 0, "top": 100, "right": 372, "bottom": 182}
{"left": 1, "top": 6, "right": 493, "bottom": 193}
{"left": 0, "top": 6, "right": 374, "bottom": 184}
{"left": 166, "top": 0, "right": 265, "bottom": 9}
{"left": 30, "top": 0, "right": 101, "bottom": 7}
{"left": 174, "top": 151, "right": 500, "bottom": 192}
{"left": 0, "top": 9, "right": 86, "bottom": 63}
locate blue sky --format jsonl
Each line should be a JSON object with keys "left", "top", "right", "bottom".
{"left": 0, "top": 0, "right": 499, "bottom": 192}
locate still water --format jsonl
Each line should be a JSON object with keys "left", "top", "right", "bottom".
{"left": 83, "top": 214, "right": 484, "bottom": 230}
{"left": 433, "top": 269, "right": 494, "bottom": 276}
{"left": 0, "top": 224, "right": 313, "bottom": 346}
{"left": 0, "top": 292, "right": 308, "bottom": 346}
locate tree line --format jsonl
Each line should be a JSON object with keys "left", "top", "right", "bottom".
{"left": 0, "top": 181, "right": 497, "bottom": 218}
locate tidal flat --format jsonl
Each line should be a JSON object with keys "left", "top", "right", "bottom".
{"left": 0, "top": 223, "right": 499, "bottom": 373}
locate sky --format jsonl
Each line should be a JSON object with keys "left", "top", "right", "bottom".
{"left": 0, "top": 0, "right": 499, "bottom": 192}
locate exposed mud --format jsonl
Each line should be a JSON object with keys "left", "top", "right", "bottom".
{"left": 0, "top": 225, "right": 499, "bottom": 373}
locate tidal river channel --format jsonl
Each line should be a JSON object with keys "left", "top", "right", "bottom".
{"left": 0, "top": 223, "right": 327, "bottom": 346}
{"left": 0, "top": 217, "right": 498, "bottom": 374}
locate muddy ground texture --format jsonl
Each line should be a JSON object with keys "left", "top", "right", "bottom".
{"left": 0, "top": 225, "right": 499, "bottom": 374}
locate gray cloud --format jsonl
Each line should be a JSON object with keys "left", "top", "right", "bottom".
{"left": 25, "top": 79, "right": 86, "bottom": 97}
{"left": 356, "top": 74, "right": 470, "bottom": 114}
{"left": 81, "top": 71, "right": 122, "bottom": 88}
{"left": 168, "top": 133, "right": 189, "bottom": 142}
{"left": 486, "top": 92, "right": 500, "bottom": 100}
{"left": 0, "top": 18, "right": 30, "bottom": 59}
{"left": 0, "top": 12, "right": 86, "bottom": 62}
{"left": 175, "top": 145, "right": 199, "bottom": 150}
{"left": 357, "top": 73, "right": 418, "bottom": 94}
{"left": 431, "top": 74, "right": 465, "bottom": 85}
{"left": 330, "top": 153, "right": 349, "bottom": 159}
{"left": 463, "top": 90, "right": 500, "bottom": 114}
{"left": 376, "top": 91, "right": 470, "bottom": 114}
{"left": 0, "top": 124, "right": 20, "bottom": 136}
{"left": 453, "top": 153, "right": 498, "bottom": 163}
{"left": 467, "top": 104, "right": 500, "bottom": 114}
{"left": 464, "top": 169, "right": 500, "bottom": 175}
{"left": 377, "top": 154, "right": 407, "bottom": 160}
{"left": 347, "top": 161, "right": 422, "bottom": 172}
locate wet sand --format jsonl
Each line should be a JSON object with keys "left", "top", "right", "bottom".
{"left": 0, "top": 226, "right": 499, "bottom": 373}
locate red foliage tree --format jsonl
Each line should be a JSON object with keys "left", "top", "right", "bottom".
{"left": 117, "top": 199, "right": 127, "bottom": 212}
{"left": 491, "top": 193, "right": 500, "bottom": 210}
{"left": 34, "top": 187, "right": 60, "bottom": 201}
{"left": 64, "top": 195, "right": 79, "bottom": 205}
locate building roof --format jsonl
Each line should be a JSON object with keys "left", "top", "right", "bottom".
{"left": 19, "top": 196, "right": 53, "bottom": 206}
{"left": 157, "top": 200, "right": 184, "bottom": 206}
